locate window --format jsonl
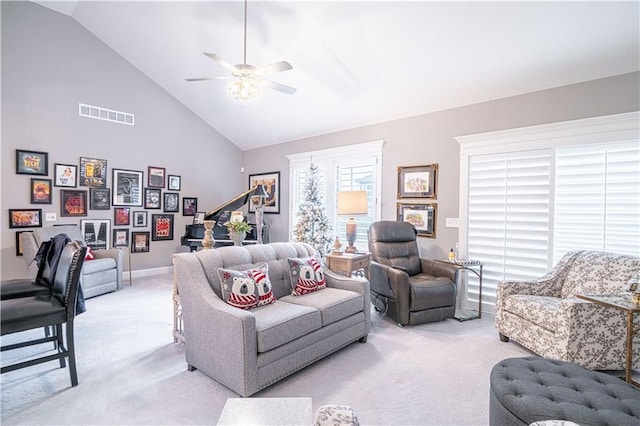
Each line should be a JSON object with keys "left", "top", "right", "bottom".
{"left": 457, "top": 112, "right": 640, "bottom": 314}
{"left": 287, "top": 141, "right": 384, "bottom": 250}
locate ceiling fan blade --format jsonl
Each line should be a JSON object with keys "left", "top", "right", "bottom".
{"left": 185, "top": 76, "right": 231, "bottom": 82}
{"left": 263, "top": 79, "right": 297, "bottom": 95}
{"left": 256, "top": 61, "right": 293, "bottom": 76}
{"left": 203, "top": 53, "right": 239, "bottom": 73}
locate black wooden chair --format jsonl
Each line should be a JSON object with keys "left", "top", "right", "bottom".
{"left": 1, "top": 241, "right": 86, "bottom": 387}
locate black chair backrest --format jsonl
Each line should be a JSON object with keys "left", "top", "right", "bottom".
{"left": 368, "top": 221, "right": 422, "bottom": 276}
{"left": 52, "top": 241, "right": 86, "bottom": 316}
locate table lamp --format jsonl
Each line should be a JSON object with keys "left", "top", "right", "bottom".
{"left": 250, "top": 184, "right": 268, "bottom": 244}
{"left": 337, "top": 190, "right": 368, "bottom": 253}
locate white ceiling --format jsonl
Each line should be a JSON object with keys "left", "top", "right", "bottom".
{"left": 34, "top": 1, "right": 639, "bottom": 151}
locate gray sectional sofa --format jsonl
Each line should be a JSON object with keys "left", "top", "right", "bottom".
{"left": 173, "top": 242, "right": 371, "bottom": 397}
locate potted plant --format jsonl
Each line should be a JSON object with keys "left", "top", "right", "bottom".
{"left": 225, "top": 220, "right": 252, "bottom": 246}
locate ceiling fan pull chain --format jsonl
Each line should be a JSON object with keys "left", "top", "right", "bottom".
{"left": 243, "top": 0, "right": 248, "bottom": 65}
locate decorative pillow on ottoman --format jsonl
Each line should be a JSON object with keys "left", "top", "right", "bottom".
{"left": 217, "top": 263, "right": 275, "bottom": 309}
{"left": 288, "top": 257, "right": 326, "bottom": 296}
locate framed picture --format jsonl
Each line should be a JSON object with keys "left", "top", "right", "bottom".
{"left": 114, "top": 207, "right": 131, "bottom": 226}
{"left": 148, "top": 166, "right": 166, "bottom": 188}
{"left": 131, "top": 231, "right": 150, "bottom": 253}
{"left": 112, "top": 228, "right": 130, "bottom": 247}
{"left": 54, "top": 163, "right": 78, "bottom": 187}
{"left": 248, "top": 171, "right": 280, "bottom": 214}
{"left": 168, "top": 175, "right": 181, "bottom": 191}
{"left": 81, "top": 219, "right": 111, "bottom": 250}
{"left": 193, "top": 212, "right": 205, "bottom": 224}
{"left": 397, "top": 203, "right": 437, "bottom": 238}
{"left": 112, "top": 169, "right": 143, "bottom": 206}
{"left": 144, "top": 188, "right": 161, "bottom": 209}
{"left": 163, "top": 192, "right": 179, "bottom": 212}
{"left": 15, "top": 231, "right": 27, "bottom": 256}
{"left": 9, "top": 209, "right": 42, "bottom": 228}
{"left": 60, "top": 189, "right": 88, "bottom": 217}
{"left": 90, "top": 188, "right": 111, "bottom": 210}
{"left": 133, "top": 211, "right": 148, "bottom": 228}
{"left": 30, "top": 178, "right": 52, "bottom": 204}
{"left": 16, "top": 149, "right": 48, "bottom": 175}
{"left": 398, "top": 164, "right": 438, "bottom": 199}
{"left": 183, "top": 197, "right": 197, "bottom": 216}
{"left": 79, "top": 157, "right": 107, "bottom": 187}
{"left": 151, "top": 214, "right": 174, "bottom": 241}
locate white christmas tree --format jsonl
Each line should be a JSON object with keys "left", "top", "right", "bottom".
{"left": 293, "top": 162, "right": 333, "bottom": 256}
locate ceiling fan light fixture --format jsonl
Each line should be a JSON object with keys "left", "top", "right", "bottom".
{"left": 229, "top": 74, "right": 262, "bottom": 102}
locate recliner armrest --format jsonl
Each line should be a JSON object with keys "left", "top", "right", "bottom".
{"left": 421, "top": 259, "right": 457, "bottom": 281}
{"left": 370, "top": 261, "right": 411, "bottom": 299}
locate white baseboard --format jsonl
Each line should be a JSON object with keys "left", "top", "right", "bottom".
{"left": 124, "top": 266, "right": 173, "bottom": 282}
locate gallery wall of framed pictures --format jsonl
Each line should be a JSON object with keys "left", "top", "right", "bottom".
{"left": 396, "top": 164, "right": 439, "bottom": 238}
{"left": 9, "top": 148, "right": 199, "bottom": 255}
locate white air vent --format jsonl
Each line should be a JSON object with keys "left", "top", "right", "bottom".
{"left": 78, "top": 103, "right": 134, "bottom": 126}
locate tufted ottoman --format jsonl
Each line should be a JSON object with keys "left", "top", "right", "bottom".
{"left": 490, "top": 357, "right": 640, "bottom": 426}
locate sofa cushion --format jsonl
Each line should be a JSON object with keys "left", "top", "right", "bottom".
{"left": 218, "top": 264, "right": 275, "bottom": 310}
{"left": 280, "top": 288, "right": 363, "bottom": 327}
{"left": 561, "top": 251, "right": 640, "bottom": 298}
{"left": 82, "top": 257, "right": 115, "bottom": 274}
{"left": 408, "top": 274, "right": 455, "bottom": 311}
{"left": 252, "top": 301, "right": 322, "bottom": 352}
{"left": 504, "top": 295, "right": 562, "bottom": 333}
{"left": 288, "top": 257, "right": 326, "bottom": 295}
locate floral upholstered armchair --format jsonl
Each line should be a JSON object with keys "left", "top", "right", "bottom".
{"left": 495, "top": 250, "right": 640, "bottom": 370}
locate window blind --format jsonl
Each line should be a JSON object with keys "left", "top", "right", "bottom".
{"left": 467, "top": 151, "right": 551, "bottom": 306}
{"left": 335, "top": 162, "right": 376, "bottom": 250}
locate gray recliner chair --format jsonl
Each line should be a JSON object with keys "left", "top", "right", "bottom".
{"left": 20, "top": 225, "right": 124, "bottom": 299}
{"left": 368, "top": 221, "right": 457, "bottom": 326}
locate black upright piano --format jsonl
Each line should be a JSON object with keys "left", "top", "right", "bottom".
{"left": 180, "top": 186, "right": 269, "bottom": 251}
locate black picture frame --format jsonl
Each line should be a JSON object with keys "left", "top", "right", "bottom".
{"left": 9, "top": 209, "right": 43, "bottom": 228}
{"left": 60, "top": 189, "right": 88, "bottom": 217}
{"left": 90, "top": 188, "right": 111, "bottom": 210}
{"left": 163, "top": 192, "right": 179, "bottom": 212}
{"left": 398, "top": 164, "right": 438, "bottom": 199}
{"left": 182, "top": 197, "right": 197, "bottom": 216}
{"left": 81, "top": 219, "right": 111, "bottom": 250}
{"left": 79, "top": 157, "right": 108, "bottom": 188}
{"left": 16, "top": 149, "right": 48, "bottom": 175}
{"left": 397, "top": 203, "right": 437, "bottom": 238}
{"left": 144, "top": 188, "right": 161, "bottom": 209}
{"left": 114, "top": 207, "right": 131, "bottom": 226}
{"left": 112, "top": 228, "right": 130, "bottom": 248}
{"left": 112, "top": 168, "right": 143, "bottom": 207}
{"left": 15, "top": 231, "right": 27, "bottom": 256}
{"left": 131, "top": 231, "right": 150, "bottom": 253}
{"left": 248, "top": 171, "right": 280, "bottom": 214}
{"left": 54, "top": 163, "right": 78, "bottom": 187}
{"left": 132, "top": 211, "right": 148, "bottom": 228}
{"left": 151, "top": 214, "right": 174, "bottom": 241}
{"left": 167, "top": 175, "right": 181, "bottom": 191}
{"left": 30, "top": 178, "right": 52, "bottom": 204}
{"left": 148, "top": 166, "right": 166, "bottom": 188}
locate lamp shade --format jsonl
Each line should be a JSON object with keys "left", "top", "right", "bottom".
{"left": 252, "top": 184, "right": 268, "bottom": 198}
{"left": 337, "top": 191, "right": 368, "bottom": 215}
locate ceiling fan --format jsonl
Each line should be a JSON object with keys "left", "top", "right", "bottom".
{"left": 186, "top": 0, "right": 296, "bottom": 100}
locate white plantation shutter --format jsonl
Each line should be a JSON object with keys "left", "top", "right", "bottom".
{"left": 458, "top": 112, "right": 639, "bottom": 314}
{"left": 467, "top": 151, "right": 551, "bottom": 306}
{"left": 554, "top": 142, "right": 640, "bottom": 261}
{"left": 336, "top": 162, "right": 376, "bottom": 250}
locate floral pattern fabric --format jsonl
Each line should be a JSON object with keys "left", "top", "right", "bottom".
{"left": 496, "top": 250, "right": 640, "bottom": 370}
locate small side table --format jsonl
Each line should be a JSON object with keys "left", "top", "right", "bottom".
{"left": 435, "top": 259, "right": 483, "bottom": 320}
{"left": 576, "top": 293, "right": 640, "bottom": 385}
{"left": 325, "top": 252, "right": 371, "bottom": 278}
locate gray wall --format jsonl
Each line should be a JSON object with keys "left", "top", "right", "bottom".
{"left": 1, "top": 2, "right": 243, "bottom": 279}
{"left": 243, "top": 72, "right": 640, "bottom": 258}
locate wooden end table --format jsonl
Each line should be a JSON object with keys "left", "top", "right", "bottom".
{"left": 576, "top": 293, "right": 640, "bottom": 385}
{"left": 325, "top": 252, "right": 371, "bottom": 278}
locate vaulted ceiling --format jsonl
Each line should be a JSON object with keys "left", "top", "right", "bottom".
{"left": 34, "top": 1, "right": 639, "bottom": 150}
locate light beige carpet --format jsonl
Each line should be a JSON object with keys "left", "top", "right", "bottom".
{"left": 1, "top": 273, "right": 533, "bottom": 425}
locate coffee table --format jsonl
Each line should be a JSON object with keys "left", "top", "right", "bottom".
{"left": 576, "top": 293, "right": 640, "bottom": 385}
{"left": 217, "top": 397, "right": 312, "bottom": 425}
